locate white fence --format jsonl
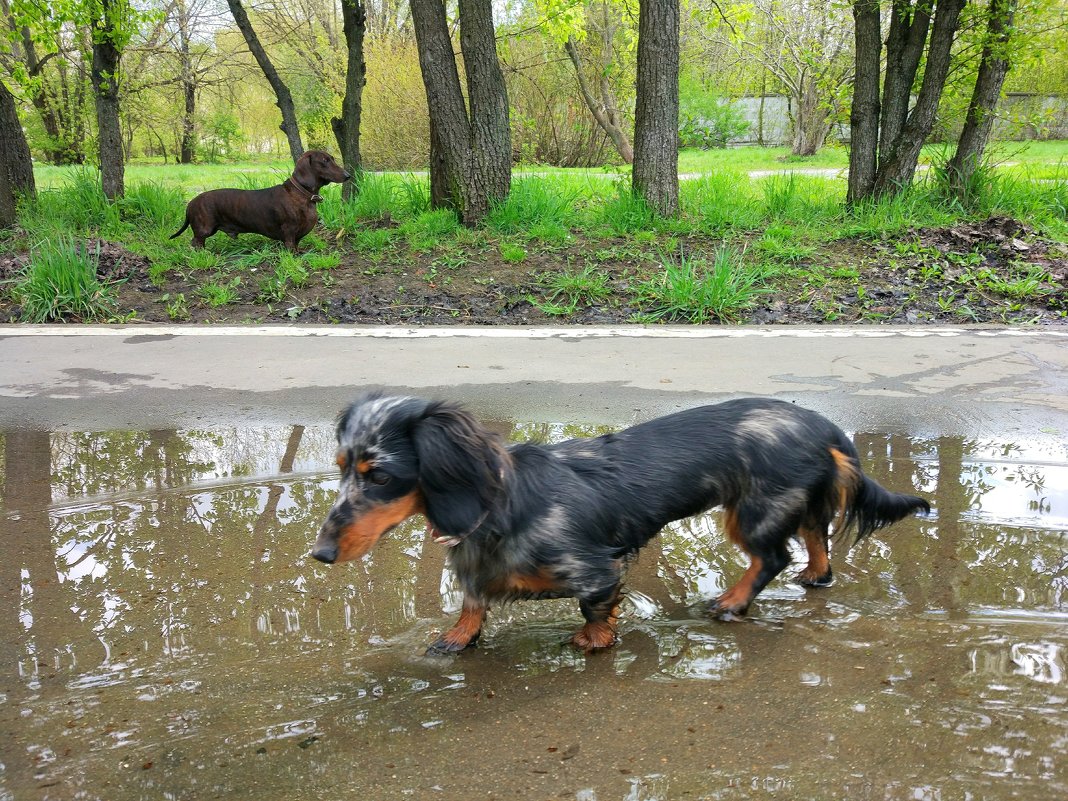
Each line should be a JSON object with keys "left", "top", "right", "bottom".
{"left": 725, "top": 94, "right": 1068, "bottom": 146}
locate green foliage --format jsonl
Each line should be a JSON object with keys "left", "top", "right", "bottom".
{"left": 636, "top": 247, "right": 765, "bottom": 323}
{"left": 201, "top": 112, "right": 246, "bottom": 164}
{"left": 304, "top": 252, "right": 340, "bottom": 271}
{"left": 351, "top": 228, "right": 395, "bottom": 254}
{"left": 679, "top": 76, "right": 751, "bottom": 149}
{"left": 536, "top": 264, "right": 612, "bottom": 315}
{"left": 397, "top": 175, "right": 431, "bottom": 217}
{"left": 120, "top": 180, "right": 185, "bottom": 232}
{"left": 15, "top": 237, "right": 120, "bottom": 322}
{"left": 186, "top": 248, "right": 221, "bottom": 271}
{"left": 198, "top": 277, "right": 241, "bottom": 306}
{"left": 841, "top": 191, "right": 956, "bottom": 239}
{"left": 258, "top": 253, "right": 310, "bottom": 302}
{"left": 754, "top": 224, "right": 817, "bottom": 264}
{"left": 19, "top": 169, "right": 122, "bottom": 236}
{"left": 679, "top": 172, "right": 762, "bottom": 232}
{"left": 488, "top": 177, "right": 579, "bottom": 234}
{"left": 592, "top": 182, "right": 656, "bottom": 234}
{"left": 161, "top": 292, "right": 190, "bottom": 320}
{"left": 359, "top": 37, "right": 430, "bottom": 169}
{"left": 760, "top": 174, "right": 843, "bottom": 223}
{"left": 401, "top": 209, "right": 460, "bottom": 251}
{"left": 319, "top": 173, "right": 397, "bottom": 233}
{"left": 499, "top": 242, "right": 527, "bottom": 263}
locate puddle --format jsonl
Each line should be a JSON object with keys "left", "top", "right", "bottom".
{"left": 1, "top": 420, "right": 1066, "bottom": 800}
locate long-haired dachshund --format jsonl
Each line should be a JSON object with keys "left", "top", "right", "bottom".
{"left": 311, "top": 394, "right": 930, "bottom": 653}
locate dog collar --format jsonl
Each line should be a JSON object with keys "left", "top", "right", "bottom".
{"left": 427, "top": 523, "right": 462, "bottom": 547}
{"left": 287, "top": 178, "right": 322, "bottom": 204}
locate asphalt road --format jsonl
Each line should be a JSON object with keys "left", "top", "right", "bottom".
{"left": 1, "top": 325, "right": 1066, "bottom": 437}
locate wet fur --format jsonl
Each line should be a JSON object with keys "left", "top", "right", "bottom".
{"left": 311, "top": 394, "right": 930, "bottom": 653}
{"left": 170, "top": 150, "right": 349, "bottom": 251}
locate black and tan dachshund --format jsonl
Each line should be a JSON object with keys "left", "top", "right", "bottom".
{"left": 311, "top": 394, "right": 930, "bottom": 653}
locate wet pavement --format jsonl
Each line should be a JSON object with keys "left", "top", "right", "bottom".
{"left": 1, "top": 326, "right": 1067, "bottom": 800}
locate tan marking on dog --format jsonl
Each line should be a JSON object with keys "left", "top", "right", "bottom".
{"left": 797, "top": 526, "right": 830, "bottom": 583}
{"left": 713, "top": 555, "right": 764, "bottom": 615}
{"left": 439, "top": 603, "right": 487, "bottom": 650}
{"left": 571, "top": 620, "right": 618, "bottom": 651}
{"left": 334, "top": 489, "right": 424, "bottom": 562}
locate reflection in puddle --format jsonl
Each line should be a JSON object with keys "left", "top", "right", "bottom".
{"left": 1, "top": 421, "right": 1066, "bottom": 800}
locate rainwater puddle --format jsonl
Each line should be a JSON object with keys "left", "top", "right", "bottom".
{"left": 1, "top": 421, "right": 1065, "bottom": 800}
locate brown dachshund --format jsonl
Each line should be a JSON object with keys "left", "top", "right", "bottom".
{"left": 170, "top": 150, "right": 350, "bottom": 251}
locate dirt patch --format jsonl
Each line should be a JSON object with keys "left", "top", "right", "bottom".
{"left": 752, "top": 215, "right": 1067, "bottom": 325}
{"left": 1, "top": 215, "right": 1065, "bottom": 325}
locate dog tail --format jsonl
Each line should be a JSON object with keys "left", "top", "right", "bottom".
{"left": 831, "top": 448, "right": 930, "bottom": 545}
{"left": 169, "top": 216, "right": 189, "bottom": 240}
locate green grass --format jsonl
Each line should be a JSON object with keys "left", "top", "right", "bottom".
{"left": 636, "top": 246, "right": 766, "bottom": 323}
{"left": 199, "top": 277, "right": 242, "bottom": 307}
{"left": 400, "top": 208, "right": 461, "bottom": 251}
{"left": 676, "top": 140, "right": 1068, "bottom": 175}
{"left": 15, "top": 238, "right": 121, "bottom": 322}
{"left": 488, "top": 176, "right": 581, "bottom": 234}
{"left": 120, "top": 181, "right": 186, "bottom": 233}
{"left": 677, "top": 145, "right": 850, "bottom": 174}
{"left": 12, "top": 141, "right": 1067, "bottom": 324}
{"left": 533, "top": 264, "right": 613, "bottom": 315}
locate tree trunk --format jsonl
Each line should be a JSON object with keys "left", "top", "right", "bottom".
{"left": 791, "top": 78, "right": 833, "bottom": 157}
{"left": 0, "top": 79, "right": 35, "bottom": 227}
{"left": 632, "top": 0, "right": 679, "bottom": 217}
{"left": 410, "top": 0, "right": 470, "bottom": 214}
{"left": 946, "top": 0, "right": 1016, "bottom": 197}
{"left": 177, "top": 0, "right": 197, "bottom": 164}
{"left": 226, "top": 0, "right": 304, "bottom": 161}
{"left": 428, "top": 116, "right": 452, "bottom": 211}
{"left": 91, "top": 0, "right": 125, "bottom": 199}
{"left": 459, "top": 0, "right": 511, "bottom": 209}
{"left": 410, "top": 0, "right": 510, "bottom": 225}
{"left": 847, "top": 0, "right": 881, "bottom": 205}
{"left": 180, "top": 77, "right": 196, "bottom": 164}
{"left": 878, "top": 2, "right": 931, "bottom": 166}
{"left": 564, "top": 36, "right": 633, "bottom": 164}
{"left": 874, "top": 0, "right": 966, "bottom": 196}
{"left": 331, "top": 0, "right": 366, "bottom": 200}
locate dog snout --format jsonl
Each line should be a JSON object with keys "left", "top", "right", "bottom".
{"left": 310, "top": 540, "right": 338, "bottom": 564}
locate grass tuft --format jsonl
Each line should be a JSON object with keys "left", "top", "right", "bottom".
{"left": 488, "top": 177, "right": 578, "bottom": 234}
{"left": 636, "top": 246, "right": 765, "bottom": 323}
{"left": 16, "top": 238, "right": 121, "bottom": 322}
{"left": 532, "top": 264, "right": 612, "bottom": 315}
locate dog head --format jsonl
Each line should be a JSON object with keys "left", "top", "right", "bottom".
{"left": 311, "top": 394, "right": 510, "bottom": 564}
{"left": 294, "top": 150, "right": 351, "bottom": 190}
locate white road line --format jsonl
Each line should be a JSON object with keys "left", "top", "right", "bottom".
{"left": 1, "top": 325, "right": 1066, "bottom": 339}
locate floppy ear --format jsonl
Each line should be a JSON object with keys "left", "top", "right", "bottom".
{"left": 412, "top": 404, "right": 509, "bottom": 539}
{"left": 292, "top": 152, "right": 313, "bottom": 185}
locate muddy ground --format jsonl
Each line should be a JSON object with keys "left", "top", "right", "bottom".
{"left": 1, "top": 215, "right": 1065, "bottom": 325}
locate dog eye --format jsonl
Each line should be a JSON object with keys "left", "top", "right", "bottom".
{"left": 367, "top": 470, "right": 391, "bottom": 486}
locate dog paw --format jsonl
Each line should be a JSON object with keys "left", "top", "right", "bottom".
{"left": 425, "top": 630, "right": 480, "bottom": 656}
{"left": 570, "top": 623, "right": 617, "bottom": 651}
{"left": 796, "top": 566, "right": 834, "bottom": 587}
{"left": 425, "top": 638, "right": 468, "bottom": 656}
{"left": 707, "top": 598, "right": 749, "bottom": 621}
